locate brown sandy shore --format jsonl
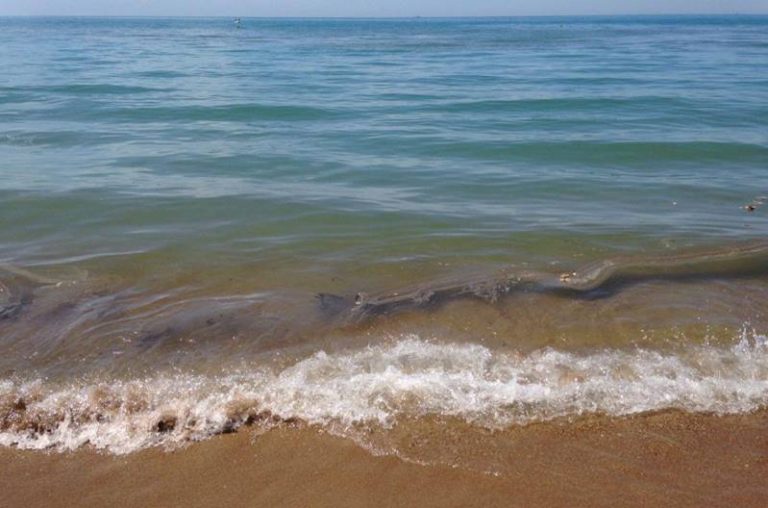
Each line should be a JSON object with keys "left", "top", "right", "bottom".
{"left": 3, "top": 410, "right": 768, "bottom": 508}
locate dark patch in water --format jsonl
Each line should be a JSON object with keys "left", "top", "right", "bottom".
{"left": 0, "top": 302, "right": 25, "bottom": 321}
{"left": 138, "top": 327, "right": 176, "bottom": 349}
{"left": 320, "top": 241, "right": 768, "bottom": 324}
{"left": 154, "top": 416, "right": 177, "bottom": 433}
{"left": 316, "top": 293, "right": 351, "bottom": 317}
{"left": 0, "top": 278, "right": 36, "bottom": 322}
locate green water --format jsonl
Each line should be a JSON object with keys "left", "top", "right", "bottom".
{"left": 0, "top": 16, "right": 766, "bottom": 285}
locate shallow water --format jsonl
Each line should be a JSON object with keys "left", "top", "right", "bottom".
{"left": 0, "top": 15, "right": 767, "bottom": 454}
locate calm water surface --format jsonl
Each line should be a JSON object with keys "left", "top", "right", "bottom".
{"left": 1, "top": 16, "right": 766, "bottom": 273}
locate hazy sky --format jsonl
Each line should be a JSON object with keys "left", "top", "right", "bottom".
{"left": 1, "top": 0, "right": 767, "bottom": 17}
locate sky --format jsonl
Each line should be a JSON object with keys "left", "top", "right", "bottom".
{"left": 1, "top": 0, "right": 767, "bottom": 17}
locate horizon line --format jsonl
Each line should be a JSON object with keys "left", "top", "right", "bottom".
{"left": 1, "top": 13, "right": 766, "bottom": 19}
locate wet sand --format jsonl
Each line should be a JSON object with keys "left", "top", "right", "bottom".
{"left": 3, "top": 410, "right": 768, "bottom": 508}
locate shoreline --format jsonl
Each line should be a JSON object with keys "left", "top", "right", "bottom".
{"left": 2, "top": 14, "right": 767, "bottom": 507}
{"left": 3, "top": 410, "right": 768, "bottom": 507}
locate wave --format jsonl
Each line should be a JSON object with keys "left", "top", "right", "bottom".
{"left": 320, "top": 240, "right": 768, "bottom": 323}
{"left": 2, "top": 332, "right": 768, "bottom": 454}
{"left": 94, "top": 103, "right": 342, "bottom": 123}
{"left": 407, "top": 140, "right": 768, "bottom": 164}
{"left": 0, "top": 131, "right": 122, "bottom": 147}
{"left": 34, "top": 84, "right": 165, "bottom": 95}
{"left": 414, "top": 96, "right": 697, "bottom": 114}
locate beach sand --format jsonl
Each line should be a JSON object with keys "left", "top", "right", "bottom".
{"left": 3, "top": 410, "right": 768, "bottom": 508}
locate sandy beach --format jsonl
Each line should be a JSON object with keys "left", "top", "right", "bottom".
{"left": 3, "top": 410, "right": 768, "bottom": 507}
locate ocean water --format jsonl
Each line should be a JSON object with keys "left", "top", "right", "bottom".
{"left": 1, "top": 15, "right": 768, "bottom": 454}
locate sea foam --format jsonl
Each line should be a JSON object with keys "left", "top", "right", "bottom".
{"left": 2, "top": 332, "right": 768, "bottom": 454}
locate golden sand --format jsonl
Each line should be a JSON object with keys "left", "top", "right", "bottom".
{"left": 3, "top": 410, "right": 768, "bottom": 507}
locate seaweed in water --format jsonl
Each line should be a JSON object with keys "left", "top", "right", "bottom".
{"left": 318, "top": 240, "right": 768, "bottom": 324}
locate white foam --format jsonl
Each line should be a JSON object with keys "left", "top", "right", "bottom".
{"left": 2, "top": 331, "right": 768, "bottom": 454}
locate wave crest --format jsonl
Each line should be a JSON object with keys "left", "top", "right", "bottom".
{"left": 2, "top": 331, "right": 768, "bottom": 454}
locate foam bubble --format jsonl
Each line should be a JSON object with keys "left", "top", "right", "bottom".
{"left": 2, "top": 331, "right": 768, "bottom": 454}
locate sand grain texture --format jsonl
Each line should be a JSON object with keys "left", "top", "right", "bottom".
{"left": 3, "top": 412, "right": 768, "bottom": 508}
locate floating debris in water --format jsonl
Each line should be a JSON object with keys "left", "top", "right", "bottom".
{"left": 743, "top": 195, "right": 767, "bottom": 212}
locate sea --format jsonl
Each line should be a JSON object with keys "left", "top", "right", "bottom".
{"left": 0, "top": 15, "right": 767, "bottom": 459}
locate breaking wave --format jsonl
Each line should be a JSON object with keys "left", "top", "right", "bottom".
{"left": 2, "top": 331, "right": 768, "bottom": 454}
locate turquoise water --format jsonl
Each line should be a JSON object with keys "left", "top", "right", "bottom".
{"left": 1, "top": 16, "right": 768, "bottom": 453}
{"left": 1, "top": 16, "right": 766, "bottom": 276}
